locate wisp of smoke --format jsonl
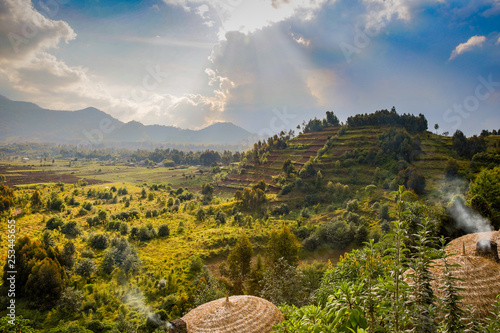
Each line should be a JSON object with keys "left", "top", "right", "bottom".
{"left": 147, "top": 313, "right": 172, "bottom": 330}
{"left": 440, "top": 177, "right": 494, "bottom": 238}
{"left": 448, "top": 199, "right": 493, "bottom": 234}
{"left": 123, "top": 288, "right": 172, "bottom": 330}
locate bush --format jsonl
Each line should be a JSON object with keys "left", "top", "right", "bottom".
{"left": 158, "top": 224, "right": 170, "bottom": 237}
{"left": 215, "top": 211, "right": 227, "bottom": 225}
{"left": 58, "top": 287, "right": 83, "bottom": 315}
{"left": 346, "top": 199, "right": 359, "bottom": 212}
{"left": 61, "top": 221, "right": 81, "bottom": 237}
{"left": 47, "top": 193, "right": 65, "bottom": 211}
{"left": 137, "top": 225, "right": 157, "bottom": 241}
{"left": 74, "top": 258, "right": 97, "bottom": 279}
{"left": 378, "top": 203, "right": 390, "bottom": 221}
{"left": 119, "top": 223, "right": 129, "bottom": 235}
{"left": 46, "top": 216, "right": 64, "bottom": 230}
{"left": 280, "top": 184, "right": 294, "bottom": 195}
{"left": 271, "top": 204, "right": 290, "bottom": 216}
{"left": 89, "top": 234, "right": 109, "bottom": 250}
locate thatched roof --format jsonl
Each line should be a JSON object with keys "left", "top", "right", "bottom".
{"left": 445, "top": 231, "right": 500, "bottom": 257}
{"left": 181, "top": 295, "right": 284, "bottom": 333}
{"left": 428, "top": 255, "right": 500, "bottom": 317}
{"left": 404, "top": 231, "right": 500, "bottom": 318}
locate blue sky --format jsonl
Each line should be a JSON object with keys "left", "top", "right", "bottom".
{"left": 0, "top": 0, "right": 499, "bottom": 136}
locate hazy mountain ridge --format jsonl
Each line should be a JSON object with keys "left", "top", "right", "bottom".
{"left": 0, "top": 95, "right": 253, "bottom": 146}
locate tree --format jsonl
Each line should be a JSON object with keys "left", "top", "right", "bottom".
{"left": 201, "top": 183, "right": 214, "bottom": 202}
{"left": 283, "top": 159, "right": 295, "bottom": 177}
{"left": 247, "top": 255, "right": 264, "bottom": 296}
{"left": 46, "top": 192, "right": 64, "bottom": 211}
{"left": 195, "top": 208, "right": 206, "bottom": 222}
{"left": 221, "top": 233, "right": 254, "bottom": 294}
{"left": 61, "top": 241, "right": 76, "bottom": 268}
{"left": 434, "top": 123, "right": 439, "bottom": 134}
{"left": 468, "top": 167, "right": 500, "bottom": 227}
{"left": 30, "top": 190, "right": 43, "bottom": 208}
{"left": 326, "top": 111, "right": 340, "bottom": 126}
{"left": 25, "top": 257, "right": 66, "bottom": 307}
{"left": 97, "top": 209, "right": 107, "bottom": 222}
{"left": 74, "top": 258, "right": 97, "bottom": 281}
{"left": 395, "top": 167, "right": 426, "bottom": 195}
{"left": 0, "top": 316, "right": 35, "bottom": 332}
{"left": 58, "top": 287, "right": 83, "bottom": 315}
{"left": 46, "top": 215, "right": 64, "bottom": 230}
{"left": 89, "top": 233, "right": 109, "bottom": 249}
{"left": 61, "top": 221, "right": 81, "bottom": 237}
{"left": 0, "top": 184, "right": 14, "bottom": 214}
{"left": 260, "top": 257, "right": 305, "bottom": 306}
{"left": 267, "top": 225, "right": 300, "bottom": 268}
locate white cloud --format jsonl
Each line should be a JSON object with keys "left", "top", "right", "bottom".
{"left": 0, "top": 0, "right": 135, "bottom": 119}
{"left": 449, "top": 35, "right": 487, "bottom": 61}
{"left": 0, "top": 0, "right": 76, "bottom": 63}
{"left": 204, "top": 28, "right": 322, "bottom": 131}
{"left": 163, "top": 0, "right": 327, "bottom": 39}
{"left": 497, "top": 36, "right": 500, "bottom": 45}
{"left": 360, "top": 0, "right": 445, "bottom": 27}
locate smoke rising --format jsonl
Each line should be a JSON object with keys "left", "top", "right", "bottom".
{"left": 123, "top": 289, "right": 172, "bottom": 331}
{"left": 448, "top": 199, "right": 493, "bottom": 234}
{"left": 442, "top": 178, "right": 494, "bottom": 237}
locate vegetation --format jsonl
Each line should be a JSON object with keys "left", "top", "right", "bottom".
{"left": 0, "top": 109, "right": 499, "bottom": 332}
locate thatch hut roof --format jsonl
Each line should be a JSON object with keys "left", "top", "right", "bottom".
{"left": 445, "top": 231, "right": 500, "bottom": 257}
{"left": 404, "top": 231, "right": 500, "bottom": 318}
{"left": 428, "top": 255, "right": 500, "bottom": 317}
{"left": 181, "top": 295, "right": 284, "bottom": 333}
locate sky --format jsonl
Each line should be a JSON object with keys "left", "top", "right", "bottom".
{"left": 0, "top": 0, "right": 499, "bottom": 136}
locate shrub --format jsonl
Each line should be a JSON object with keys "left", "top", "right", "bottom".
{"left": 61, "top": 221, "right": 82, "bottom": 237}
{"left": 74, "top": 258, "right": 97, "bottom": 279}
{"left": 46, "top": 216, "right": 64, "bottom": 230}
{"left": 137, "top": 225, "right": 157, "bottom": 241}
{"left": 215, "top": 211, "right": 227, "bottom": 225}
{"left": 89, "top": 234, "right": 109, "bottom": 250}
{"left": 280, "top": 184, "right": 294, "bottom": 195}
{"left": 346, "top": 199, "right": 359, "bottom": 212}
{"left": 158, "top": 224, "right": 170, "bottom": 237}
{"left": 271, "top": 203, "right": 290, "bottom": 216}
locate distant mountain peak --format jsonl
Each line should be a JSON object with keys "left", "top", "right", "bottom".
{"left": 0, "top": 94, "right": 253, "bottom": 147}
{"left": 0, "top": 94, "right": 11, "bottom": 101}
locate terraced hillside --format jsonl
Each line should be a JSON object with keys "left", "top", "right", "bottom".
{"left": 222, "top": 126, "right": 340, "bottom": 193}
{"left": 222, "top": 125, "right": 459, "bottom": 199}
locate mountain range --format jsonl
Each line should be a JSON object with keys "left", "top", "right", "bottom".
{"left": 0, "top": 94, "right": 253, "bottom": 148}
